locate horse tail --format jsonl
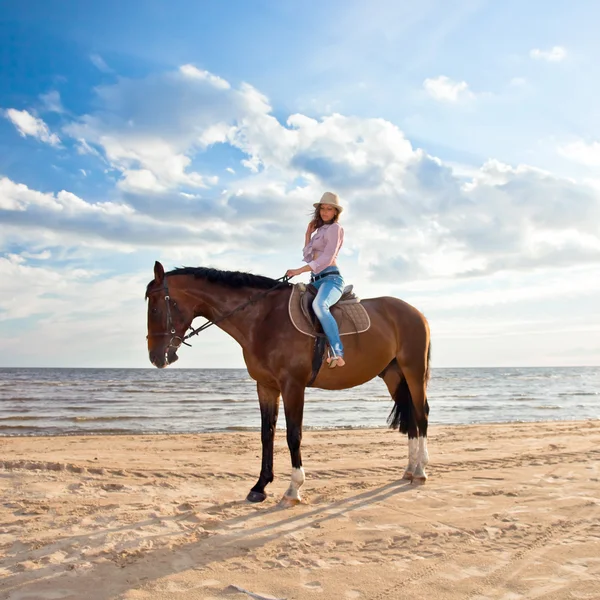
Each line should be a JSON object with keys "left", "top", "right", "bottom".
{"left": 387, "top": 375, "right": 413, "bottom": 434}
{"left": 424, "top": 341, "right": 431, "bottom": 418}
{"left": 387, "top": 339, "right": 430, "bottom": 433}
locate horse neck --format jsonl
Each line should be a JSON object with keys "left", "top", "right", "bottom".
{"left": 182, "top": 279, "right": 270, "bottom": 347}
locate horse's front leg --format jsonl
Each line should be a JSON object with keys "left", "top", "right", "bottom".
{"left": 247, "top": 383, "right": 280, "bottom": 503}
{"left": 281, "top": 383, "right": 305, "bottom": 507}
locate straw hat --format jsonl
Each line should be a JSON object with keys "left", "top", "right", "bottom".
{"left": 313, "top": 191, "right": 344, "bottom": 213}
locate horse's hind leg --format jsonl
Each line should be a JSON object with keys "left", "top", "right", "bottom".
{"left": 380, "top": 361, "right": 419, "bottom": 481}
{"left": 400, "top": 363, "right": 430, "bottom": 483}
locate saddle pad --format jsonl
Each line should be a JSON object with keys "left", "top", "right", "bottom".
{"left": 288, "top": 284, "right": 371, "bottom": 338}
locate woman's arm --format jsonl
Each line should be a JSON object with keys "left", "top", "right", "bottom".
{"left": 286, "top": 264, "right": 312, "bottom": 278}
{"left": 302, "top": 220, "right": 317, "bottom": 259}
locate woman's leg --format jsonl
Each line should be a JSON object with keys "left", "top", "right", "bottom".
{"left": 312, "top": 276, "right": 345, "bottom": 363}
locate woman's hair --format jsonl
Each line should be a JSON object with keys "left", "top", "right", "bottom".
{"left": 312, "top": 204, "right": 341, "bottom": 228}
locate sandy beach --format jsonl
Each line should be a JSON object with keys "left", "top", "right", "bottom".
{"left": 1, "top": 420, "right": 599, "bottom": 600}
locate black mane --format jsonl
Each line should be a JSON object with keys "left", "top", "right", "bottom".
{"left": 167, "top": 266, "right": 289, "bottom": 290}
{"left": 146, "top": 266, "right": 291, "bottom": 297}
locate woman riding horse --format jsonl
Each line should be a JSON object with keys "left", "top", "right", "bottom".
{"left": 146, "top": 194, "right": 431, "bottom": 506}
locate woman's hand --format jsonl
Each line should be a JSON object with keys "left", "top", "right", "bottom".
{"left": 306, "top": 220, "right": 317, "bottom": 236}
{"left": 286, "top": 265, "right": 311, "bottom": 278}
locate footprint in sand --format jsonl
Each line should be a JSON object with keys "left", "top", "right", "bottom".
{"left": 303, "top": 581, "right": 323, "bottom": 592}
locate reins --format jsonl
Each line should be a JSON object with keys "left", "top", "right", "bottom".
{"left": 182, "top": 275, "right": 291, "bottom": 344}
{"left": 147, "top": 274, "right": 291, "bottom": 349}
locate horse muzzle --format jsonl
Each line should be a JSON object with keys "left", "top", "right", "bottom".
{"left": 149, "top": 347, "right": 179, "bottom": 369}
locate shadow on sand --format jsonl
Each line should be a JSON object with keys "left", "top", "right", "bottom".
{"left": 2, "top": 478, "right": 417, "bottom": 599}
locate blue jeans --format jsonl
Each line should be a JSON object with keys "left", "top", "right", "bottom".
{"left": 311, "top": 266, "right": 345, "bottom": 358}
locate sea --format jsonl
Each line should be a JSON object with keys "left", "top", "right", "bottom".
{"left": 0, "top": 367, "right": 598, "bottom": 437}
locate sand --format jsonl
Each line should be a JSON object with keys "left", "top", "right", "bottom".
{"left": 1, "top": 420, "right": 600, "bottom": 600}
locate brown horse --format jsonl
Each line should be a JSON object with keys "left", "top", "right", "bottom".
{"left": 146, "top": 261, "right": 431, "bottom": 506}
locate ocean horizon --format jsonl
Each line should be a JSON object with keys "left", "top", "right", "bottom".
{"left": 1, "top": 366, "right": 599, "bottom": 437}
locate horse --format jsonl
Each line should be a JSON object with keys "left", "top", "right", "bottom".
{"left": 146, "top": 261, "right": 431, "bottom": 506}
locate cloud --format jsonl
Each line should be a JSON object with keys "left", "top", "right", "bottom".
{"left": 90, "top": 53, "right": 113, "bottom": 73}
{"left": 529, "top": 46, "right": 566, "bottom": 62}
{"left": 118, "top": 169, "right": 167, "bottom": 193}
{"left": 0, "top": 253, "right": 153, "bottom": 367}
{"left": 341, "top": 153, "right": 600, "bottom": 281}
{"left": 40, "top": 90, "right": 64, "bottom": 113}
{"left": 0, "top": 175, "right": 301, "bottom": 259}
{"left": 509, "top": 77, "right": 527, "bottom": 87}
{"left": 445, "top": 161, "right": 600, "bottom": 268}
{"left": 3, "top": 108, "right": 61, "bottom": 145}
{"left": 558, "top": 139, "right": 600, "bottom": 166}
{"left": 0, "top": 176, "right": 214, "bottom": 250}
{"left": 231, "top": 106, "right": 600, "bottom": 281}
{"left": 75, "top": 138, "right": 104, "bottom": 159}
{"left": 63, "top": 65, "right": 273, "bottom": 192}
{"left": 21, "top": 250, "right": 52, "bottom": 260}
{"left": 423, "top": 76, "right": 475, "bottom": 102}
{"left": 178, "top": 64, "right": 230, "bottom": 89}
{"left": 63, "top": 65, "right": 416, "bottom": 200}
{"left": 6, "top": 64, "right": 600, "bottom": 286}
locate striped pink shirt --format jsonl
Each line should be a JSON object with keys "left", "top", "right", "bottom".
{"left": 302, "top": 223, "right": 344, "bottom": 274}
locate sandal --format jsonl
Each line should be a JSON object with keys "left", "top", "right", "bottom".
{"left": 327, "top": 356, "right": 346, "bottom": 369}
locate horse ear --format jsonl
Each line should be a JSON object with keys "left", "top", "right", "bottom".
{"left": 154, "top": 261, "right": 165, "bottom": 284}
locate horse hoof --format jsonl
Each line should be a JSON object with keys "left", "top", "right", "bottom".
{"left": 246, "top": 490, "right": 267, "bottom": 503}
{"left": 279, "top": 495, "right": 301, "bottom": 508}
{"left": 411, "top": 476, "right": 427, "bottom": 485}
{"left": 402, "top": 471, "right": 414, "bottom": 481}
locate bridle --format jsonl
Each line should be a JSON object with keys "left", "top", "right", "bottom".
{"left": 146, "top": 274, "right": 291, "bottom": 351}
{"left": 146, "top": 277, "right": 188, "bottom": 351}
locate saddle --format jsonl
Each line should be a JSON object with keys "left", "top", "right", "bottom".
{"left": 288, "top": 283, "right": 371, "bottom": 338}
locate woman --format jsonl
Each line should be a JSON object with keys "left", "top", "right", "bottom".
{"left": 286, "top": 192, "right": 346, "bottom": 368}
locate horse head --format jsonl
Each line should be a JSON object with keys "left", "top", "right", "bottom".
{"left": 146, "top": 261, "right": 193, "bottom": 368}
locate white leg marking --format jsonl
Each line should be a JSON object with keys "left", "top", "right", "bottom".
{"left": 403, "top": 437, "right": 419, "bottom": 479}
{"left": 418, "top": 436, "right": 429, "bottom": 467}
{"left": 413, "top": 436, "right": 429, "bottom": 481}
{"left": 408, "top": 437, "right": 419, "bottom": 470}
{"left": 284, "top": 467, "right": 305, "bottom": 501}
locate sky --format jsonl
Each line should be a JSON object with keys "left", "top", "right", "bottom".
{"left": 1, "top": 0, "right": 599, "bottom": 369}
